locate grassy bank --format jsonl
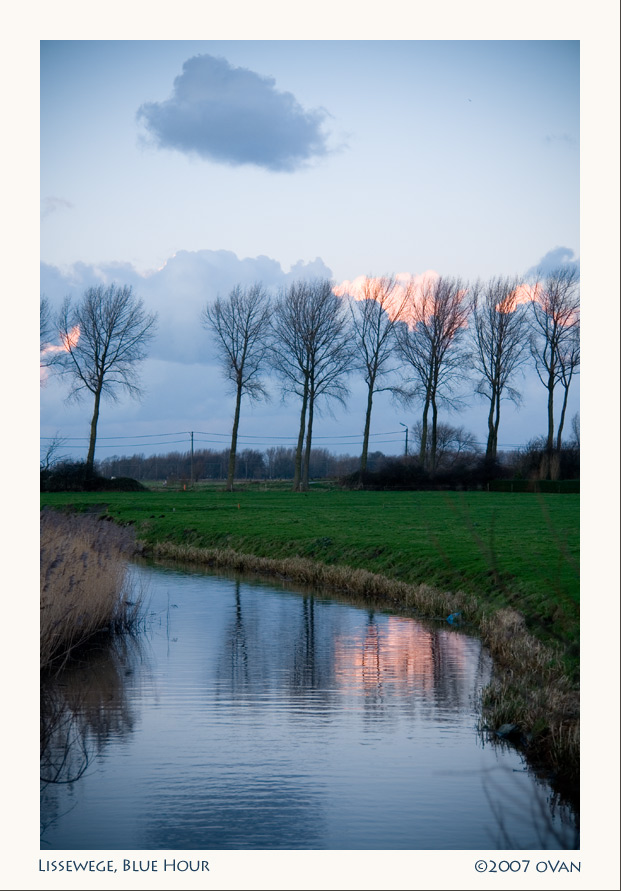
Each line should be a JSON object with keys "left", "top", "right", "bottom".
{"left": 40, "top": 484, "right": 579, "bottom": 791}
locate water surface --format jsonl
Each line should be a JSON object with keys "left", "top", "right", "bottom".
{"left": 41, "top": 562, "right": 578, "bottom": 850}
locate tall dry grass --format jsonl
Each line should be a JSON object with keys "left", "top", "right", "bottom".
{"left": 479, "top": 607, "right": 579, "bottom": 788}
{"left": 40, "top": 509, "right": 140, "bottom": 670}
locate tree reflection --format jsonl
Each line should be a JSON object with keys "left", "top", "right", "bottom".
{"left": 40, "top": 634, "right": 147, "bottom": 844}
{"left": 229, "top": 581, "right": 250, "bottom": 688}
{"left": 481, "top": 763, "right": 579, "bottom": 849}
{"left": 217, "top": 584, "right": 338, "bottom": 705}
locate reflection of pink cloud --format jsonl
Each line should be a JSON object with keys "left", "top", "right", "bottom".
{"left": 334, "top": 616, "right": 435, "bottom": 694}
{"left": 334, "top": 616, "right": 473, "bottom": 699}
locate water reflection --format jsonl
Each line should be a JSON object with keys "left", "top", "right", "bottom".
{"left": 142, "top": 775, "right": 328, "bottom": 850}
{"left": 40, "top": 634, "right": 146, "bottom": 845}
{"left": 40, "top": 563, "right": 578, "bottom": 850}
{"left": 333, "top": 612, "right": 489, "bottom": 715}
{"left": 482, "top": 764, "right": 580, "bottom": 850}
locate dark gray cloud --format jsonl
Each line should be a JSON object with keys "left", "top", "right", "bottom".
{"left": 137, "top": 54, "right": 331, "bottom": 172}
{"left": 41, "top": 196, "right": 74, "bottom": 219}
{"left": 544, "top": 133, "right": 577, "bottom": 147}
{"left": 525, "top": 246, "right": 580, "bottom": 279}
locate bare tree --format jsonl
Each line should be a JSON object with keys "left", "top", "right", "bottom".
{"left": 270, "top": 279, "right": 352, "bottom": 491}
{"left": 471, "top": 276, "right": 531, "bottom": 461}
{"left": 40, "top": 296, "right": 65, "bottom": 382}
{"left": 410, "top": 421, "right": 480, "bottom": 471}
{"left": 343, "top": 275, "right": 410, "bottom": 472}
{"left": 40, "top": 296, "right": 53, "bottom": 353}
{"left": 58, "top": 284, "right": 157, "bottom": 478}
{"left": 555, "top": 321, "right": 580, "bottom": 452}
{"left": 40, "top": 432, "right": 69, "bottom": 470}
{"left": 201, "top": 283, "right": 272, "bottom": 491}
{"left": 529, "top": 266, "right": 580, "bottom": 475}
{"left": 570, "top": 411, "right": 580, "bottom": 448}
{"left": 396, "top": 276, "right": 471, "bottom": 473}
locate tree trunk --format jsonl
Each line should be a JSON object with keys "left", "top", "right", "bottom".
{"left": 486, "top": 387, "right": 501, "bottom": 461}
{"left": 544, "top": 368, "right": 555, "bottom": 479}
{"left": 556, "top": 382, "right": 571, "bottom": 453}
{"left": 419, "top": 398, "right": 430, "bottom": 466}
{"left": 430, "top": 400, "right": 439, "bottom": 475}
{"left": 293, "top": 383, "right": 308, "bottom": 492}
{"left": 302, "top": 392, "right": 315, "bottom": 491}
{"left": 227, "top": 382, "right": 243, "bottom": 491}
{"left": 485, "top": 395, "right": 496, "bottom": 461}
{"left": 492, "top": 389, "right": 501, "bottom": 458}
{"left": 546, "top": 369, "right": 555, "bottom": 454}
{"left": 86, "top": 386, "right": 102, "bottom": 478}
{"left": 360, "top": 380, "right": 374, "bottom": 473}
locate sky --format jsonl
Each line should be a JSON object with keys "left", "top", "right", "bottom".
{"left": 39, "top": 38, "right": 583, "bottom": 463}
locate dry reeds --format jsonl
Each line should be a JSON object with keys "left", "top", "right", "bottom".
{"left": 40, "top": 509, "right": 140, "bottom": 670}
{"left": 479, "top": 608, "right": 579, "bottom": 786}
{"left": 148, "top": 541, "right": 478, "bottom": 620}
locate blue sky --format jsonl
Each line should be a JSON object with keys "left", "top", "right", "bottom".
{"left": 40, "top": 39, "right": 582, "bottom": 462}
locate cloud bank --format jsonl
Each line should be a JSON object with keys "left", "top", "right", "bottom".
{"left": 525, "top": 246, "right": 580, "bottom": 279}
{"left": 137, "top": 54, "right": 331, "bottom": 172}
{"left": 40, "top": 249, "right": 334, "bottom": 365}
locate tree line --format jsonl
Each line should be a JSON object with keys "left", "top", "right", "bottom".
{"left": 45, "top": 426, "right": 577, "bottom": 489}
{"left": 41, "top": 267, "right": 580, "bottom": 489}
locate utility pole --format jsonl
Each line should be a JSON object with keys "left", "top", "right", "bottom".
{"left": 190, "top": 431, "right": 194, "bottom": 484}
{"left": 400, "top": 422, "right": 409, "bottom": 457}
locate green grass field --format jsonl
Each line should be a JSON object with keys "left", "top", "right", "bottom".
{"left": 41, "top": 484, "right": 579, "bottom": 656}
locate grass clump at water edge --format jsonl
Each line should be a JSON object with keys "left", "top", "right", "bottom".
{"left": 478, "top": 608, "right": 579, "bottom": 790}
{"left": 40, "top": 509, "right": 143, "bottom": 671}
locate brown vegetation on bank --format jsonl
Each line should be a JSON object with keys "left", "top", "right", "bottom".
{"left": 479, "top": 608, "right": 579, "bottom": 784}
{"left": 40, "top": 509, "right": 141, "bottom": 671}
{"left": 149, "top": 541, "right": 479, "bottom": 618}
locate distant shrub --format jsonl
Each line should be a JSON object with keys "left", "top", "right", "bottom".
{"left": 489, "top": 479, "right": 579, "bottom": 494}
{"left": 340, "top": 456, "right": 507, "bottom": 491}
{"left": 507, "top": 439, "right": 580, "bottom": 481}
{"left": 41, "top": 461, "right": 146, "bottom": 492}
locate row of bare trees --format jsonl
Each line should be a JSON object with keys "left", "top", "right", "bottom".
{"left": 202, "top": 268, "right": 579, "bottom": 488}
{"left": 41, "top": 267, "right": 579, "bottom": 489}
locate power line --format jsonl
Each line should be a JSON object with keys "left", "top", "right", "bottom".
{"left": 40, "top": 431, "right": 189, "bottom": 441}
{"left": 193, "top": 430, "right": 402, "bottom": 440}
{"left": 41, "top": 429, "right": 404, "bottom": 446}
{"left": 40, "top": 429, "right": 537, "bottom": 451}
